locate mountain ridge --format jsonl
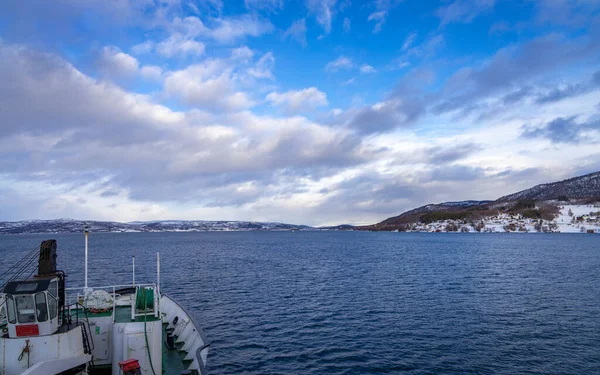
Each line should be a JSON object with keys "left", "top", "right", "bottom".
{"left": 496, "top": 171, "right": 600, "bottom": 202}
{"left": 362, "top": 171, "right": 600, "bottom": 231}
{"left": 0, "top": 219, "right": 312, "bottom": 234}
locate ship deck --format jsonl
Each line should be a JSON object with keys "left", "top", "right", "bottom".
{"left": 73, "top": 306, "right": 191, "bottom": 375}
{"left": 2, "top": 294, "right": 201, "bottom": 374}
{"left": 72, "top": 305, "right": 162, "bottom": 323}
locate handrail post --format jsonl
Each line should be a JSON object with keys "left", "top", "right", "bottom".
{"left": 131, "top": 286, "right": 136, "bottom": 321}
{"left": 112, "top": 286, "right": 116, "bottom": 323}
{"left": 156, "top": 252, "right": 161, "bottom": 319}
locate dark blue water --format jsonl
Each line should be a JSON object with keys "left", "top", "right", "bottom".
{"left": 1, "top": 232, "right": 599, "bottom": 374}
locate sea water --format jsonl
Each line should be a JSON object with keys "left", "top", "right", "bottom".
{"left": 1, "top": 232, "right": 598, "bottom": 374}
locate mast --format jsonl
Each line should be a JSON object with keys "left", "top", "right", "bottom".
{"left": 84, "top": 225, "right": 89, "bottom": 290}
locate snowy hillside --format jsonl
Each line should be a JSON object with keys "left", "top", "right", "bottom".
{"left": 497, "top": 171, "right": 600, "bottom": 201}
{"left": 438, "top": 200, "right": 493, "bottom": 207}
{"left": 365, "top": 170, "right": 600, "bottom": 231}
{"left": 403, "top": 204, "right": 600, "bottom": 233}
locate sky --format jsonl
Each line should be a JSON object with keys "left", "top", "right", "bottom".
{"left": 0, "top": 0, "right": 599, "bottom": 226}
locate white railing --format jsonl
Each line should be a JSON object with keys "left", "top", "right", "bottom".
{"left": 64, "top": 251, "right": 162, "bottom": 322}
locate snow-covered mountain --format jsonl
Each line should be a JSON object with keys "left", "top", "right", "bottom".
{"left": 497, "top": 171, "right": 600, "bottom": 201}
{"left": 363, "top": 171, "right": 600, "bottom": 231}
{"left": 0, "top": 219, "right": 312, "bottom": 234}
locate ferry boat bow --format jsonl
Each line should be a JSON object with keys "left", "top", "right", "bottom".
{"left": 0, "top": 232, "right": 209, "bottom": 375}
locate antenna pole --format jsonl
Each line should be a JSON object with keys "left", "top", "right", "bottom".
{"left": 156, "top": 253, "right": 160, "bottom": 293}
{"left": 84, "top": 226, "right": 89, "bottom": 290}
{"left": 132, "top": 256, "right": 135, "bottom": 286}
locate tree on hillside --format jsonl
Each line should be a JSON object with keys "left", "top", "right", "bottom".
{"left": 516, "top": 199, "right": 536, "bottom": 209}
{"left": 523, "top": 209, "right": 541, "bottom": 219}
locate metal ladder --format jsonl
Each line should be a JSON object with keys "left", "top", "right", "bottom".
{"left": 79, "top": 312, "right": 96, "bottom": 369}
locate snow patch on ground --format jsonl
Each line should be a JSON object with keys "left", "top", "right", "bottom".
{"left": 405, "top": 204, "right": 600, "bottom": 233}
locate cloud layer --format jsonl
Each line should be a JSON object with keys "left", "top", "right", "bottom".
{"left": 0, "top": 0, "right": 599, "bottom": 226}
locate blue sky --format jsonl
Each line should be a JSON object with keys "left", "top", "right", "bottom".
{"left": 0, "top": 0, "right": 599, "bottom": 225}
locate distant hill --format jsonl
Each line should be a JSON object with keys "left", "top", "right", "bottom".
{"left": 374, "top": 201, "right": 493, "bottom": 229}
{"left": 0, "top": 219, "right": 312, "bottom": 234}
{"left": 317, "top": 224, "right": 355, "bottom": 230}
{"left": 361, "top": 171, "right": 600, "bottom": 231}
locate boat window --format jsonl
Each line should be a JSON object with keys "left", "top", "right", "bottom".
{"left": 49, "top": 280, "right": 58, "bottom": 298}
{"left": 35, "top": 293, "right": 48, "bottom": 322}
{"left": 6, "top": 295, "right": 16, "bottom": 324}
{"left": 15, "top": 282, "right": 39, "bottom": 292}
{"left": 15, "top": 295, "right": 36, "bottom": 323}
{"left": 48, "top": 294, "right": 58, "bottom": 320}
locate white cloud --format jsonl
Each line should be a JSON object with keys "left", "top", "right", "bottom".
{"left": 137, "top": 15, "right": 273, "bottom": 58}
{"left": 187, "top": 0, "right": 223, "bottom": 14}
{"left": 156, "top": 34, "right": 205, "bottom": 57}
{"left": 161, "top": 48, "right": 275, "bottom": 112}
{"left": 244, "top": 0, "right": 283, "bottom": 11}
{"left": 133, "top": 29, "right": 207, "bottom": 58}
{"left": 209, "top": 15, "right": 274, "bottom": 44}
{"left": 342, "top": 77, "right": 356, "bottom": 85}
{"left": 330, "top": 108, "right": 343, "bottom": 116}
{"left": 402, "top": 32, "right": 417, "bottom": 51}
{"left": 395, "top": 60, "right": 410, "bottom": 69}
{"left": 367, "top": 11, "right": 385, "bottom": 21}
{"left": 401, "top": 34, "right": 445, "bottom": 61}
{"left": 170, "top": 15, "right": 274, "bottom": 44}
{"left": 306, "top": 0, "right": 337, "bottom": 34}
{"left": 231, "top": 45, "right": 254, "bottom": 61}
{"left": 98, "top": 46, "right": 139, "bottom": 78}
{"left": 266, "top": 87, "right": 328, "bottom": 112}
{"left": 284, "top": 18, "right": 307, "bottom": 47}
{"left": 368, "top": 10, "right": 387, "bottom": 33}
{"left": 132, "top": 41, "right": 154, "bottom": 55}
{"left": 247, "top": 52, "right": 275, "bottom": 80}
{"left": 360, "top": 64, "right": 377, "bottom": 74}
{"left": 164, "top": 60, "right": 255, "bottom": 111}
{"left": 325, "top": 55, "right": 353, "bottom": 72}
{"left": 172, "top": 16, "right": 208, "bottom": 37}
{"left": 0, "top": 41, "right": 182, "bottom": 144}
{"left": 343, "top": 17, "right": 351, "bottom": 32}
{"left": 437, "top": 0, "right": 496, "bottom": 26}
{"left": 187, "top": 1, "right": 201, "bottom": 14}
{"left": 140, "top": 65, "right": 163, "bottom": 81}
{"left": 366, "top": 0, "right": 404, "bottom": 34}
{"left": 170, "top": 15, "right": 275, "bottom": 44}
{"left": 99, "top": 45, "right": 166, "bottom": 82}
